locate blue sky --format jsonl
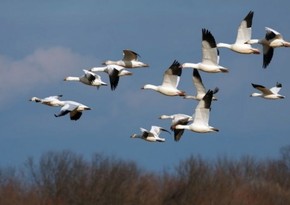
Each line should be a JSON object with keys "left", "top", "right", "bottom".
{"left": 1, "top": 0, "right": 290, "bottom": 172}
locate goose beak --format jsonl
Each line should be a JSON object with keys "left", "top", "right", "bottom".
{"left": 143, "top": 64, "right": 149, "bottom": 67}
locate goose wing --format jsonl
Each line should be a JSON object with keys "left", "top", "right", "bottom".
{"left": 150, "top": 126, "right": 170, "bottom": 136}
{"left": 265, "top": 27, "right": 282, "bottom": 40}
{"left": 70, "top": 110, "right": 83, "bottom": 120}
{"left": 193, "top": 69, "right": 206, "bottom": 96}
{"left": 140, "top": 128, "right": 150, "bottom": 139}
{"left": 83, "top": 69, "right": 96, "bottom": 82}
{"left": 270, "top": 82, "right": 282, "bottom": 94}
{"left": 55, "top": 103, "right": 77, "bottom": 117}
{"left": 172, "top": 116, "right": 191, "bottom": 141}
{"left": 162, "top": 60, "right": 182, "bottom": 88}
{"left": 251, "top": 83, "right": 273, "bottom": 95}
{"left": 201, "top": 29, "right": 218, "bottom": 65}
{"left": 235, "top": 11, "right": 254, "bottom": 43}
{"left": 43, "top": 95, "right": 63, "bottom": 101}
{"left": 107, "top": 67, "right": 120, "bottom": 90}
{"left": 123, "top": 49, "right": 140, "bottom": 61}
{"left": 263, "top": 45, "right": 274, "bottom": 68}
{"left": 193, "top": 90, "right": 213, "bottom": 126}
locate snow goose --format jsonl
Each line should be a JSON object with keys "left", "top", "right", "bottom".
{"left": 159, "top": 114, "right": 193, "bottom": 141}
{"left": 64, "top": 69, "right": 107, "bottom": 88}
{"left": 130, "top": 126, "right": 170, "bottom": 142}
{"left": 175, "top": 90, "right": 219, "bottom": 133}
{"left": 29, "top": 95, "right": 63, "bottom": 107}
{"left": 217, "top": 11, "right": 260, "bottom": 54}
{"left": 90, "top": 65, "right": 132, "bottom": 90}
{"left": 142, "top": 60, "right": 186, "bottom": 96}
{"left": 184, "top": 69, "right": 219, "bottom": 100}
{"left": 250, "top": 82, "right": 285, "bottom": 99}
{"left": 103, "top": 49, "right": 149, "bottom": 68}
{"left": 182, "top": 29, "right": 229, "bottom": 73}
{"left": 247, "top": 27, "right": 290, "bottom": 68}
{"left": 54, "top": 100, "right": 91, "bottom": 121}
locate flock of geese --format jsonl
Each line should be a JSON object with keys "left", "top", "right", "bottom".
{"left": 30, "top": 10, "right": 290, "bottom": 142}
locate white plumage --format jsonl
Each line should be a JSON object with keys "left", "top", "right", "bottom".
{"left": 175, "top": 90, "right": 219, "bottom": 133}
{"left": 54, "top": 100, "right": 91, "bottom": 121}
{"left": 247, "top": 27, "right": 290, "bottom": 68}
{"left": 184, "top": 69, "right": 219, "bottom": 101}
{"left": 159, "top": 114, "right": 193, "bottom": 141}
{"left": 64, "top": 69, "right": 107, "bottom": 88}
{"left": 250, "top": 82, "right": 285, "bottom": 99}
{"left": 217, "top": 11, "right": 260, "bottom": 54}
{"left": 29, "top": 95, "right": 63, "bottom": 107}
{"left": 130, "top": 126, "right": 170, "bottom": 142}
{"left": 90, "top": 65, "right": 132, "bottom": 90}
{"left": 182, "top": 29, "right": 229, "bottom": 73}
{"left": 142, "top": 60, "right": 186, "bottom": 96}
{"left": 103, "top": 49, "right": 149, "bottom": 68}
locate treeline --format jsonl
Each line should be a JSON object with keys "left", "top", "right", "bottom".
{"left": 1, "top": 147, "right": 290, "bottom": 205}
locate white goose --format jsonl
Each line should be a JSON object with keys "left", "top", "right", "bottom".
{"left": 247, "top": 27, "right": 290, "bottom": 68}
{"left": 217, "top": 11, "right": 260, "bottom": 54}
{"left": 64, "top": 69, "right": 107, "bottom": 88}
{"left": 29, "top": 95, "right": 63, "bottom": 107}
{"left": 54, "top": 100, "right": 91, "bottom": 120}
{"left": 175, "top": 90, "right": 219, "bottom": 133}
{"left": 142, "top": 60, "right": 186, "bottom": 96}
{"left": 159, "top": 114, "right": 193, "bottom": 141}
{"left": 184, "top": 69, "right": 219, "bottom": 100}
{"left": 182, "top": 29, "right": 229, "bottom": 73}
{"left": 90, "top": 65, "right": 132, "bottom": 90}
{"left": 103, "top": 49, "right": 149, "bottom": 68}
{"left": 250, "top": 82, "right": 285, "bottom": 99}
{"left": 130, "top": 126, "right": 170, "bottom": 142}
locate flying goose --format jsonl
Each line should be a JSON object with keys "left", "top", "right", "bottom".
{"left": 142, "top": 60, "right": 186, "bottom": 96}
{"left": 159, "top": 114, "right": 193, "bottom": 141}
{"left": 29, "top": 95, "right": 63, "bottom": 107}
{"left": 250, "top": 82, "right": 285, "bottom": 99}
{"left": 130, "top": 126, "right": 170, "bottom": 142}
{"left": 64, "top": 69, "right": 107, "bottom": 88}
{"left": 182, "top": 29, "right": 229, "bottom": 73}
{"left": 247, "top": 27, "right": 290, "bottom": 68}
{"left": 103, "top": 49, "right": 149, "bottom": 68}
{"left": 184, "top": 69, "right": 219, "bottom": 100}
{"left": 54, "top": 100, "right": 91, "bottom": 120}
{"left": 175, "top": 90, "right": 219, "bottom": 133}
{"left": 90, "top": 65, "right": 132, "bottom": 90}
{"left": 217, "top": 11, "right": 260, "bottom": 54}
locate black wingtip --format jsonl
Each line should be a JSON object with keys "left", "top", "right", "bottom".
{"left": 172, "top": 60, "right": 181, "bottom": 68}
{"left": 202, "top": 28, "right": 216, "bottom": 48}
{"left": 244, "top": 11, "right": 254, "bottom": 28}
{"left": 251, "top": 83, "right": 265, "bottom": 89}
{"left": 168, "top": 60, "right": 182, "bottom": 76}
{"left": 203, "top": 89, "right": 214, "bottom": 109}
{"left": 276, "top": 82, "right": 282, "bottom": 88}
{"left": 213, "top": 87, "right": 219, "bottom": 94}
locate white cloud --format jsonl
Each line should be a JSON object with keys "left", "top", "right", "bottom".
{"left": 0, "top": 46, "right": 94, "bottom": 105}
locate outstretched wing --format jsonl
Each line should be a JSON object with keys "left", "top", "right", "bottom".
{"left": 265, "top": 27, "right": 282, "bottom": 41}
{"left": 270, "top": 82, "right": 282, "bottom": 94}
{"left": 123, "top": 49, "right": 140, "bottom": 61}
{"left": 193, "top": 69, "right": 206, "bottom": 96}
{"left": 251, "top": 83, "right": 273, "bottom": 95}
{"left": 162, "top": 60, "right": 182, "bottom": 88}
{"left": 202, "top": 29, "right": 218, "bottom": 65}
{"left": 83, "top": 69, "right": 96, "bottom": 82}
{"left": 236, "top": 11, "right": 254, "bottom": 43}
